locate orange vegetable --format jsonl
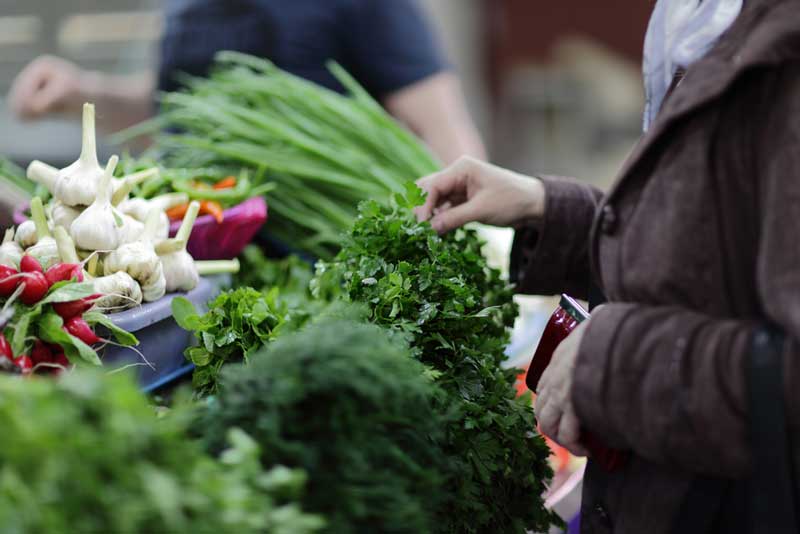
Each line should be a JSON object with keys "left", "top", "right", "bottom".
{"left": 166, "top": 203, "right": 189, "bottom": 221}
{"left": 213, "top": 176, "right": 237, "bottom": 189}
{"left": 200, "top": 200, "right": 224, "bottom": 224}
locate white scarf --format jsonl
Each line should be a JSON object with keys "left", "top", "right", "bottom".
{"left": 642, "top": 0, "right": 743, "bottom": 131}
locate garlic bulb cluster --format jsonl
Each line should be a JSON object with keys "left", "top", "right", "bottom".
{"left": 12, "top": 100, "right": 242, "bottom": 314}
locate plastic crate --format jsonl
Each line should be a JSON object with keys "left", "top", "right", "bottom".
{"left": 96, "top": 277, "right": 216, "bottom": 391}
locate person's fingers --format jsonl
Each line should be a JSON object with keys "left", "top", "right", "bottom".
{"left": 557, "top": 406, "right": 583, "bottom": 451}
{"left": 8, "top": 65, "right": 50, "bottom": 118}
{"left": 537, "top": 399, "right": 561, "bottom": 440}
{"left": 429, "top": 198, "right": 482, "bottom": 233}
{"left": 27, "top": 75, "right": 70, "bottom": 116}
{"left": 415, "top": 170, "right": 463, "bottom": 222}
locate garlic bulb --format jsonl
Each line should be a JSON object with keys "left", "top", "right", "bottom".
{"left": 161, "top": 251, "right": 198, "bottom": 292}
{"left": 119, "top": 192, "right": 186, "bottom": 240}
{"left": 70, "top": 156, "right": 123, "bottom": 251}
{"left": 92, "top": 271, "right": 143, "bottom": 312}
{"left": 53, "top": 103, "right": 105, "bottom": 207}
{"left": 14, "top": 220, "right": 37, "bottom": 249}
{"left": 103, "top": 208, "right": 166, "bottom": 302}
{"left": 117, "top": 214, "right": 146, "bottom": 245}
{"left": 0, "top": 229, "right": 23, "bottom": 268}
{"left": 26, "top": 197, "right": 59, "bottom": 269}
{"left": 156, "top": 201, "right": 200, "bottom": 292}
{"left": 50, "top": 201, "right": 82, "bottom": 230}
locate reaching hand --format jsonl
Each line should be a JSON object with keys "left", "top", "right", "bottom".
{"left": 415, "top": 156, "right": 545, "bottom": 234}
{"left": 8, "top": 55, "right": 88, "bottom": 120}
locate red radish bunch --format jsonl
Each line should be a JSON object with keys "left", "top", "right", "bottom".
{"left": 0, "top": 257, "right": 105, "bottom": 377}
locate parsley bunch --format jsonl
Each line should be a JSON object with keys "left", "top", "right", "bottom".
{"left": 197, "top": 318, "right": 453, "bottom": 534}
{"left": 313, "top": 187, "right": 559, "bottom": 533}
{"left": 173, "top": 287, "right": 294, "bottom": 395}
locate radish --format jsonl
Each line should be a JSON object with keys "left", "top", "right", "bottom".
{"left": 45, "top": 262, "right": 84, "bottom": 286}
{"left": 0, "top": 265, "right": 20, "bottom": 297}
{"left": 31, "top": 340, "right": 53, "bottom": 364}
{"left": 14, "top": 355, "right": 32, "bottom": 374}
{"left": 20, "top": 255, "right": 43, "bottom": 274}
{"left": 0, "top": 334, "right": 12, "bottom": 359}
{"left": 53, "top": 294, "right": 101, "bottom": 320}
{"left": 64, "top": 316, "right": 101, "bottom": 345}
{"left": 19, "top": 272, "right": 49, "bottom": 305}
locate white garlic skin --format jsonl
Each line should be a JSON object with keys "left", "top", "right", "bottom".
{"left": 70, "top": 204, "right": 122, "bottom": 251}
{"left": 92, "top": 271, "right": 143, "bottom": 312}
{"left": 26, "top": 236, "right": 60, "bottom": 269}
{"left": 50, "top": 201, "right": 82, "bottom": 230}
{"left": 0, "top": 241, "right": 23, "bottom": 268}
{"left": 117, "top": 215, "right": 146, "bottom": 246}
{"left": 118, "top": 198, "right": 170, "bottom": 240}
{"left": 103, "top": 241, "right": 166, "bottom": 302}
{"left": 161, "top": 250, "right": 199, "bottom": 293}
{"left": 15, "top": 221, "right": 38, "bottom": 249}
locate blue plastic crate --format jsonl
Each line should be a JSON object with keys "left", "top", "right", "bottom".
{"left": 97, "top": 277, "right": 216, "bottom": 391}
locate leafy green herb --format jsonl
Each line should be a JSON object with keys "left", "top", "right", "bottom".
{"left": 196, "top": 317, "right": 453, "bottom": 534}
{"left": 313, "top": 189, "right": 558, "bottom": 533}
{"left": 0, "top": 370, "right": 323, "bottom": 533}
{"left": 172, "top": 287, "right": 289, "bottom": 395}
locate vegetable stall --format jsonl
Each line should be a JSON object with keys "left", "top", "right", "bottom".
{"left": 0, "top": 53, "right": 561, "bottom": 534}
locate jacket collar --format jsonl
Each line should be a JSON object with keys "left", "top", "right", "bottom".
{"left": 606, "top": 0, "right": 800, "bottom": 202}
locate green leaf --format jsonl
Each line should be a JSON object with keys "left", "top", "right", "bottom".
{"left": 41, "top": 282, "right": 97, "bottom": 304}
{"left": 171, "top": 297, "right": 200, "bottom": 330}
{"left": 37, "top": 311, "right": 101, "bottom": 365}
{"left": 83, "top": 311, "right": 139, "bottom": 347}
{"left": 11, "top": 305, "right": 42, "bottom": 356}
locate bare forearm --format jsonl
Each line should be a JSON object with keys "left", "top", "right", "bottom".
{"left": 384, "top": 72, "right": 486, "bottom": 164}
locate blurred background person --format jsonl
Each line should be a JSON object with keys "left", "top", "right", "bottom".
{"left": 8, "top": 0, "right": 485, "bottom": 164}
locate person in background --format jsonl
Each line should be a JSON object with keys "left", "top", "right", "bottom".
{"left": 8, "top": 0, "right": 484, "bottom": 164}
{"left": 417, "top": 0, "right": 800, "bottom": 532}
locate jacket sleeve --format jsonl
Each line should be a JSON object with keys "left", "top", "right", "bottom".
{"left": 509, "top": 176, "right": 604, "bottom": 300}
{"left": 571, "top": 65, "right": 800, "bottom": 478}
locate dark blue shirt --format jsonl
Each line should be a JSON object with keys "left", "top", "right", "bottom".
{"left": 159, "top": 0, "right": 446, "bottom": 99}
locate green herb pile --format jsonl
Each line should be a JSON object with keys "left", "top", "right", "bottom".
{"left": 120, "top": 51, "right": 440, "bottom": 258}
{"left": 312, "top": 187, "right": 558, "bottom": 533}
{"left": 235, "top": 246, "right": 315, "bottom": 307}
{"left": 196, "top": 318, "right": 452, "bottom": 534}
{"left": 172, "top": 287, "right": 293, "bottom": 395}
{"left": 0, "top": 370, "right": 323, "bottom": 534}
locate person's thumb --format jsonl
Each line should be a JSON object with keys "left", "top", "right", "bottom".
{"left": 429, "top": 200, "right": 481, "bottom": 234}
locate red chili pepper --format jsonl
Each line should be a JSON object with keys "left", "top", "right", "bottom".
{"left": 166, "top": 203, "right": 189, "bottom": 221}
{"left": 14, "top": 355, "right": 32, "bottom": 374}
{"left": 45, "top": 263, "right": 83, "bottom": 286}
{"left": 64, "top": 316, "right": 101, "bottom": 345}
{"left": 0, "top": 334, "right": 12, "bottom": 360}
{"left": 0, "top": 265, "right": 19, "bottom": 297}
{"left": 19, "top": 271, "right": 49, "bottom": 305}
{"left": 52, "top": 294, "right": 101, "bottom": 320}
{"left": 20, "top": 255, "right": 43, "bottom": 274}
